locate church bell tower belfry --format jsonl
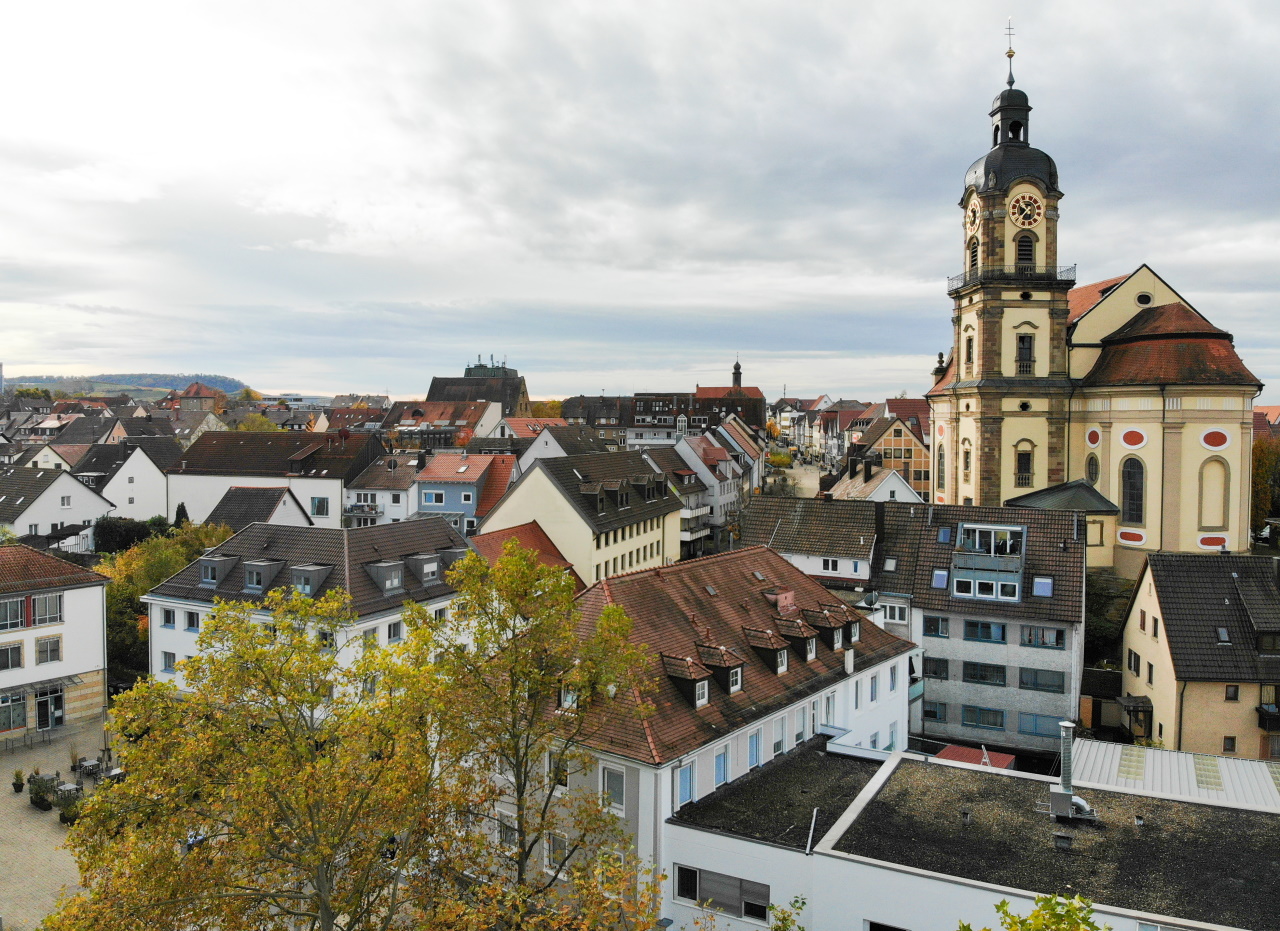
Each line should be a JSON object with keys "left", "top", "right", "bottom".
{"left": 928, "top": 41, "right": 1076, "bottom": 506}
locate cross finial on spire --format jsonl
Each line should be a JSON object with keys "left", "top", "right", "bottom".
{"left": 1005, "top": 18, "right": 1016, "bottom": 87}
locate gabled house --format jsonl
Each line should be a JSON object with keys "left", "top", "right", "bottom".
{"left": 469, "top": 521, "right": 586, "bottom": 593}
{"left": 739, "top": 497, "right": 879, "bottom": 590}
{"left": 848, "top": 415, "right": 932, "bottom": 497}
{"left": 1119, "top": 553, "right": 1280, "bottom": 760}
{"left": 414, "top": 453, "right": 517, "bottom": 535}
{"left": 71, "top": 438, "right": 183, "bottom": 521}
{"left": 642, "top": 447, "right": 713, "bottom": 559}
{"left": 679, "top": 434, "right": 745, "bottom": 543}
{"left": 0, "top": 545, "right": 108, "bottom": 738}
{"left": 381, "top": 400, "right": 502, "bottom": 449}
{"left": 560, "top": 395, "right": 633, "bottom": 445}
{"left": 491, "top": 417, "right": 567, "bottom": 439}
{"left": 427, "top": 359, "right": 531, "bottom": 417}
{"left": 205, "top": 487, "right": 314, "bottom": 533}
{"left": 827, "top": 455, "right": 922, "bottom": 503}
{"left": 516, "top": 424, "right": 613, "bottom": 473}
{"left": 0, "top": 466, "right": 114, "bottom": 552}
{"left": 170, "top": 410, "right": 227, "bottom": 448}
{"left": 343, "top": 454, "right": 419, "bottom": 527}
{"left": 144, "top": 520, "right": 470, "bottom": 689}
{"left": 165, "top": 432, "right": 385, "bottom": 529}
{"left": 479, "top": 450, "right": 682, "bottom": 584}
{"left": 176, "top": 381, "right": 221, "bottom": 413}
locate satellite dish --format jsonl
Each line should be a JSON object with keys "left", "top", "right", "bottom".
{"left": 387, "top": 459, "right": 399, "bottom": 471}
{"left": 861, "top": 590, "right": 880, "bottom": 608}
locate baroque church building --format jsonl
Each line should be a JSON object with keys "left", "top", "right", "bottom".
{"left": 927, "top": 70, "right": 1262, "bottom": 578}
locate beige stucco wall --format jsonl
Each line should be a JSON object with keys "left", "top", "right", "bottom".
{"left": 1067, "top": 267, "right": 1184, "bottom": 379}
{"left": 1120, "top": 573, "right": 1180, "bottom": 745}
{"left": 1180, "top": 681, "right": 1269, "bottom": 759}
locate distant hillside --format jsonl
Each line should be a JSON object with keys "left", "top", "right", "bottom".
{"left": 10, "top": 373, "right": 249, "bottom": 393}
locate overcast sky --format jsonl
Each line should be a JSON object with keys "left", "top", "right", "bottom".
{"left": 2, "top": 1, "right": 1278, "bottom": 403}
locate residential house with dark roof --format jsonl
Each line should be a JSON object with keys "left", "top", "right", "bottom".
{"left": 427, "top": 359, "right": 531, "bottom": 418}
{"left": 739, "top": 497, "right": 880, "bottom": 592}
{"left": 826, "top": 454, "right": 921, "bottom": 503}
{"left": 204, "top": 487, "right": 313, "bottom": 533}
{"left": 413, "top": 452, "right": 516, "bottom": 535}
{"left": 343, "top": 454, "right": 419, "bottom": 526}
{"left": 176, "top": 381, "right": 221, "bottom": 412}
{"left": 847, "top": 414, "right": 932, "bottom": 497}
{"left": 71, "top": 438, "right": 183, "bottom": 521}
{"left": 625, "top": 363, "right": 767, "bottom": 451}
{"left": 1119, "top": 553, "right": 1280, "bottom": 761}
{"left": 642, "top": 447, "right": 712, "bottom": 559}
{"left": 491, "top": 416, "right": 567, "bottom": 439}
{"left": 169, "top": 409, "right": 227, "bottom": 448}
{"left": 144, "top": 519, "right": 469, "bottom": 688}
{"left": 560, "top": 394, "right": 633, "bottom": 445}
{"left": 0, "top": 466, "right": 114, "bottom": 552}
{"left": 570, "top": 547, "right": 916, "bottom": 888}
{"left": 479, "top": 450, "right": 682, "bottom": 584}
{"left": 515, "top": 423, "right": 614, "bottom": 473}
{"left": 380, "top": 400, "right": 502, "bottom": 449}
{"left": 165, "top": 432, "right": 385, "bottom": 529}
{"left": 661, "top": 735, "right": 1276, "bottom": 931}
{"left": 678, "top": 434, "right": 745, "bottom": 545}
{"left": 0, "top": 545, "right": 108, "bottom": 738}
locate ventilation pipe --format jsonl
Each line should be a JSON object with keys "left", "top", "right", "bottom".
{"left": 1059, "top": 720, "right": 1074, "bottom": 794}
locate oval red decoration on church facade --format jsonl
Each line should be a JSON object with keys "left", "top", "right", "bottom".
{"left": 937, "top": 425, "right": 945, "bottom": 437}
{"left": 1085, "top": 428, "right": 1101, "bottom": 447}
{"left": 1120, "top": 429, "right": 1147, "bottom": 449}
{"left": 1201, "top": 429, "right": 1230, "bottom": 450}
{"left": 1117, "top": 529, "right": 1146, "bottom": 545}
{"left": 1198, "top": 535, "right": 1228, "bottom": 549}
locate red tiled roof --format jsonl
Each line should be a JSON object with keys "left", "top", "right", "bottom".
{"left": 180, "top": 381, "right": 221, "bottom": 398}
{"left": 501, "top": 417, "right": 568, "bottom": 438}
{"left": 469, "top": 520, "right": 585, "bottom": 592}
{"left": 573, "top": 547, "right": 914, "bottom": 765}
{"left": 934, "top": 744, "right": 1017, "bottom": 770}
{"left": 1067, "top": 273, "right": 1130, "bottom": 324}
{"left": 416, "top": 453, "right": 504, "bottom": 484}
{"left": 0, "top": 544, "right": 107, "bottom": 596}
{"left": 49, "top": 444, "right": 94, "bottom": 467}
{"left": 1257, "top": 406, "right": 1280, "bottom": 427}
{"left": 885, "top": 398, "right": 931, "bottom": 438}
{"left": 474, "top": 455, "right": 517, "bottom": 517}
{"left": 695, "top": 386, "right": 766, "bottom": 400}
{"left": 926, "top": 353, "right": 956, "bottom": 398}
{"left": 1083, "top": 302, "right": 1261, "bottom": 388}
{"left": 1253, "top": 411, "right": 1274, "bottom": 438}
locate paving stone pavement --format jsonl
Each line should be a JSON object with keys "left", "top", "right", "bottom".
{"left": 0, "top": 723, "right": 113, "bottom": 930}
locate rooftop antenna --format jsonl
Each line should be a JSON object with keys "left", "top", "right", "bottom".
{"left": 1005, "top": 18, "right": 1016, "bottom": 87}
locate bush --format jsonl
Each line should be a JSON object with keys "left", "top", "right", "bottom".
{"left": 95, "top": 517, "right": 154, "bottom": 554}
{"left": 768, "top": 451, "right": 793, "bottom": 469}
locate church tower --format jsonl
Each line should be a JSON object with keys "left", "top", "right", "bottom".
{"left": 928, "top": 49, "right": 1076, "bottom": 506}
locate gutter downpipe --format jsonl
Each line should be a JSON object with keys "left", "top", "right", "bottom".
{"left": 1176, "top": 680, "right": 1187, "bottom": 751}
{"left": 1158, "top": 384, "right": 1168, "bottom": 554}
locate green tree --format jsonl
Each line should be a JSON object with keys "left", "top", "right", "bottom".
{"left": 1252, "top": 433, "right": 1280, "bottom": 538}
{"left": 959, "top": 894, "right": 1110, "bottom": 931}
{"left": 419, "top": 542, "right": 660, "bottom": 930}
{"left": 47, "top": 589, "right": 480, "bottom": 931}
{"left": 94, "top": 516, "right": 155, "bottom": 554}
{"left": 529, "top": 399, "right": 563, "bottom": 418}
{"left": 236, "top": 412, "right": 282, "bottom": 432}
{"left": 96, "top": 521, "right": 233, "bottom": 679}
{"left": 173, "top": 502, "right": 190, "bottom": 525}
{"left": 237, "top": 387, "right": 263, "bottom": 403}
{"left": 13, "top": 386, "right": 51, "bottom": 400}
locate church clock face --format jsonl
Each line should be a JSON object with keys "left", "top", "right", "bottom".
{"left": 965, "top": 202, "right": 980, "bottom": 234}
{"left": 1009, "top": 193, "right": 1044, "bottom": 228}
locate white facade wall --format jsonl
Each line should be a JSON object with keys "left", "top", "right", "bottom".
{"left": 167, "top": 474, "right": 345, "bottom": 527}
{"left": 343, "top": 486, "right": 413, "bottom": 526}
{"left": 781, "top": 552, "right": 871, "bottom": 584}
{"left": 1, "top": 472, "right": 113, "bottom": 549}
{"left": 100, "top": 450, "right": 168, "bottom": 521}
{"left": 0, "top": 583, "right": 106, "bottom": 691}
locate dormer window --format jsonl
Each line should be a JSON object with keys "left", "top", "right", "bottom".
{"left": 849, "top": 621, "right": 860, "bottom": 643}
{"left": 198, "top": 555, "right": 238, "bottom": 588}
{"left": 201, "top": 564, "right": 216, "bottom": 584}
{"left": 728, "top": 666, "right": 742, "bottom": 693}
{"left": 246, "top": 568, "right": 263, "bottom": 589}
{"left": 292, "top": 564, "right": 332, "bottom": 596}
{"left": 694, "top": 680, "right": 709, "bottom": 707}
{"left": 833, "top": 627, "right": 843, "bottom": 650}
{"left": 366, "top": 560, "right": 406, "bottom": 594}
{"left": 805, "top": 638, "right": 817, "bottom": 661}
{"left": 559, "top": 686, "right": 578, "bottom": 711}
{"left": 1216, "top": 627, "right": 1231, "bottom": 645}
{"left": 776, "top": 649, "right": 788, "bottom": 674}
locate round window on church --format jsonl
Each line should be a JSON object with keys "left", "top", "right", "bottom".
{"left": 1086, "top": 454, "right": 1099, "bottom": 486}
{"left": 1136, "top": 292, "right": 1154, "bottom": 306}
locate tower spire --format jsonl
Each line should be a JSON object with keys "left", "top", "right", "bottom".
{"left": 1005, "top": 18, "right": 1016, "bottom": 87}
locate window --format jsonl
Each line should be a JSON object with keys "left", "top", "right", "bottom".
{"left": 976, "top": 580, "right": 996, "bottom": 598}
{"left": 461, "top": 492, "right": 473, "bottom": 504}
{"left": 776, "top": 649, "right": 788, "bottom": 674}
{"left": 1152, "top": 617, "right": 1159, "bottom": 639}
{"left": 937, "top": 447, "right": 945, "bottom": 490}
{"left": 922, "top": 616, "right": 949, "bottom": 638}
{"left": 821, "top": 558, "right": 840, "bottom": 572}
{"left": 964, "top": 620, "right": 1006, "bottom": 643}
{"left": 870, "top": 674, "right": 879, "bottom": 702}
{"left": 963, "top": 662, "right": 1007, "bottom": 687}
{"left": 1225, "top": 684, "right": 1240, "bottom": 702}
{"left": 602, "top": 766, "right": 625, "bottom": 810}
{"left": 161, "top": 651, "right": 176, "bottom": 673}
{"left": 748, "top": 729, "right": 762, "bottom": 768}
{"left": 128, "top": 475, "right": 135, "bottom": 483}
{"left": 714, "top": 747, "right": 729, "bottom": 787}
{"left": 883, "top": 604, "right": 908, "bottom": 623}
{"left": 824, "top": 692, "right": 835, "bottom": 724}
{"left": 0, "top": 598, "right": 24, "bottom": 631}
{"left": 318, "top": 630, "right": 336, "bottom": 652}
{"left": 1216, "top": 627, "right": 1232, "bottom": 645}
{"left": 1015, "top": 449, "right": 1033, "bottom": 485}
{"left": 674, "top": 866, "right": 770, "bottom": 921}
{"left": 185, "top": 611, "right": 200, "bottom": 631}
{"left": 1146, "top": 662, "right": 1154, "bottom": 686}
{"left": 773, "top": 718, "right": 786, "bottom": 756}
{"left": 923, "top": 657, "right": 949, "bottom": 680}
{"left": 387, "top": 621, "right": 403, "bottom": 643}
{"left": 889, "top": 665, "right": 898, "bottom": 691}
{"left": 559, "top": 686, "right": 578, "bottom": 711}
{"left": 498, "top": 815, "right": 518, "bottom": 848}
{"left": 1021, "top": 625, "right": 1065, "bottom": 649}
{"left": 962, "top": 706, "right": 1005, "bottom": 730}
{"left": 422, "top": 491, "right": 444, "bottom": 505}
{"left": 854, "top": 679, "right": 861, "bottom": 709}
{"left": 1032, "top": 577, "right": 1053, "bottom": 597}
{"left": 1223, "top": 736, "right": 1237, "bottom": 754}
{"left": 883, "top": 556, "right": 898, "bottom": 571}
{"left": 391, "top": 493, "right": 400, "bottom": 504}
{"left": 32, "top": 593, "right": 62, "bottom": 626}
{"left": 923, "top": 700, "right": 947, "bottom": 723}
{"left": 676, "top": 763, "right": 695, "bottom": 807}
{"left": 695, "top": 679, "right": 709, "bottom": 707}
{"left": 965, "top": 334, "right": 975, "bottom": 363}
{"left": 160, "top": 608, "right": 175, "bottom": 628}
{"left": 545, "top": 832, "right": 568, "bottom": 875}
{"left": 728, "top": 666, "right": 742, "bottom": 693}
{"left": 953, "top": 578, "right": 974, "bottom": 596}
{"left": 870, "top": 732, "right": 879, "bottom": 750}
{"left": 1121, "top": 458, "right": 1145, "bottom": 524}
{"left": 310, "top": 497, "right": 330, "bottom": 517}
{"left": 1127, "top": 649, "right": 1141, "bottom": 675}
{"left": 931, "top": 569, "right": 949, "bottom": 589}
{"left": 1018, "top": 712, "right": 1061, "bottom": 738}
{"left": 1019, "top": 668, "right": 1065, "bottom": 693}
{"left": 36, "top": 636, "right": 60, "bottom": 664}
{"left": 60, "top": 495, "right": 71, "bottom": 508}
{"left": 805, "top": 638, "right": 816, "bottom": 661}
{"left": 0, "top": 694, "right": 26, "bottom": 731}
{"left": 832, "top": 626, "right": 843, "bottom": 650}
{"left": 957, "top": 525, "right": 1024, "bottom": 556}
{"left": 1085, "top": 454, "right": 1099, "bottom": 485}
{"left": 1015, "top": 235, "right": 1035, "bottom": 266}
{"left": 0, "top": 644, "right": 21, "bottom": 671}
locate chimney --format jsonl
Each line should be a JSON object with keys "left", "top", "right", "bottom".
{"left": 1059, "top": 720, "right": 1075, "bottom": 794}
{"left": 863, "top": 458, "right": 873, "bottom": 483}
{"left": 822, "top": 492, "right": 833, "bottom": 503}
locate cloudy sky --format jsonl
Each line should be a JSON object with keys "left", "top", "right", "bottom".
{"left": 2, "top": 1, "right": 1279, "bottom": 402}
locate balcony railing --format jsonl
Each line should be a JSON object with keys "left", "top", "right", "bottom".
{"left": 1016, "top": 359, "right": 1035, "bottom": 376}
{"left": 1014, "top": 472, "right": 1034, "bottom": 488}
{"left": 344, "top": 503, "right": 384, "bottom": 517}
{"left": 947, "top": 264, "right": 1076, "bottom": 294}
{"left": 1258, "top": 704, "right": 1280, "bottom": 733}
{"left": 952, "top": 550, "right": 1024, "bottom": 572}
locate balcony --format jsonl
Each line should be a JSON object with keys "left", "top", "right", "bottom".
{"left": 344, "top": 503, "right": 384, "bottom": 517}
{"left": 908, "top": 679, "right": 925, "bottom": 702}
{"left": 1016, "top": 358, "right": 1035, "bottom": 376}
{"left": 947, "top": 264, "right": 1077, "bottom": 295}
{"left": 680, "top": 504, "right": 711, "bottom": 519}
{"left": 1257, "top": 704, "right": 1280, "bottom": 733}
{"left": 952, "top": 550, "right": 1023, "bottom": 572}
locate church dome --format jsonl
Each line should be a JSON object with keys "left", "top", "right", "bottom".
{"left": 992, "top": 87, "right": 1029, "bottom": 111}
{"left": 965, "top": 145, "right": 1060, "bottom": 196}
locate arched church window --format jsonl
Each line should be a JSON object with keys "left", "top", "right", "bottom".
{"left": 1121, "top": 457, "right": 1145, "bottom": 524}
{"left": 1009, "top": 121, "right": 1023, "bottom": 142}
{"left": 937, "top": 446, "right": 945, "bottom": 491}
{"left": 1199, "top": 458, "right": 1229, "bottom": 530}
{"left": 968, "top": 239, "right": 979, "bottom": 271}
{"left": 1016, "top": 234, "right": 1035, "bottom": 266}
{"left": 993, "top": 126, "right": 1000, "bottom": 148}
{"left": 1085, "top": 454, "right": 1099, "bottom": 486}
{"left": 1015, "top": 447, "right": 1033, "bottom": 488}
{"left": 1016, "top": 333, "right": 1035, "bottom": 376}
